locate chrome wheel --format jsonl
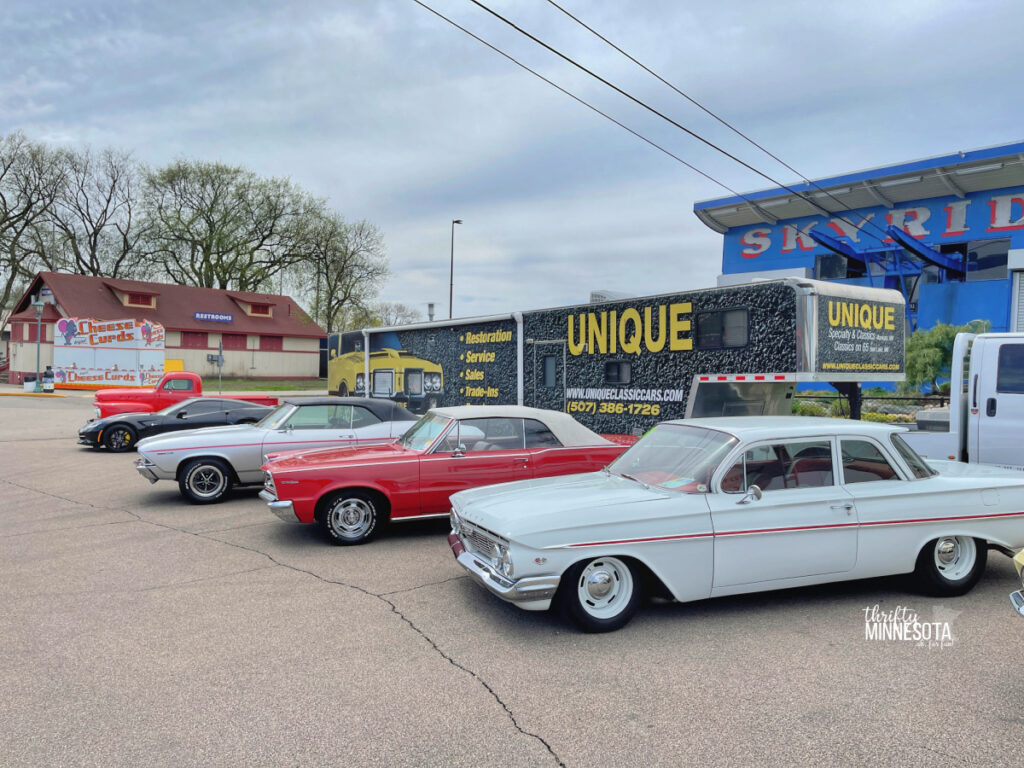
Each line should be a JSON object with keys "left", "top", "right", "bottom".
{"left": 323, "top": 493, "right": 379, "bottom": 544}
{"left": 932, "top": 536, "right": 977, "bottom": 582}
{"left": 182, "top": 462, "right": 229, "bottom": 502}
{"left": 575, "top": 557, "right": 634, "bottom": 620}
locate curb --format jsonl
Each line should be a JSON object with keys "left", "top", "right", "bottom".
{"left": 0, "top": 392, "right": 67, "bottom": 398}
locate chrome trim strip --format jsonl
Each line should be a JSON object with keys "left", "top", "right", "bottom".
{"left": 391, "top": 512, "right": 450, "bottom": 523}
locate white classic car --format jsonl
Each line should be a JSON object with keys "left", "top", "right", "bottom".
{"left": 134, "top": 397, "right": 418, "bottom": 504}
{"left": 449, "top": 416, "right": 1024, "bottom": 632}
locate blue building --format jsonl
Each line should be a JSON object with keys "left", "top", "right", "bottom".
{"left": 694, "top": 141, "right": 1024, "bottom": 333}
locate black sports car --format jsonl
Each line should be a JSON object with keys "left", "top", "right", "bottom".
{"left": 78, "top": 397, "right": 274, "bottom": 452}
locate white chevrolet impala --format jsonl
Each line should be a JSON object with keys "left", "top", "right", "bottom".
{"left": 449, "top": 417, "right": 1024, "bottom": 632}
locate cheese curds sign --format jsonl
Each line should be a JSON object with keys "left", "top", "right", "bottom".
{"left": 53, "top": 316, "right": 166, "bottom": 389}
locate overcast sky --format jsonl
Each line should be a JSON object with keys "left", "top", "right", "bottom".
{"left": 2, "top": 1, "right": 1022, "bottom": 318}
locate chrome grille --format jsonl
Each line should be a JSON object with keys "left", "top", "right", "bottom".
{"left": 462, "top": 523, "right": 503, "bottom": 558}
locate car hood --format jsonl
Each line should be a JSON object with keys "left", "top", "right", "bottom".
{"left": 452, "top": 471, "right": 688, "bottom": 541}
{"left": 266, "top": 441, "right": 416, "bottom": 471}
{"left": 80, "top": 412, "right": 151, "bottom": 431}
{"left": 136, "top": 423, "right": 259, "bottom": 451}
{"left": 94, "top": 387, "right": 155, "bottom": 401}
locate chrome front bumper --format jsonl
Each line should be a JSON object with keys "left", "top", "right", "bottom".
{"left": 1011, "top": 590, "right": 1024, "bottom": 617}
{"left": 448, "top": 533, "right": 560, "bottom": 607}
{"left": 134, "top": 458, "right": 159, "bottom": 484}
{"left": 259, "top": 489, "right": 298, "bottom": 523}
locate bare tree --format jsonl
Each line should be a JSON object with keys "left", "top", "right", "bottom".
{"left": 0, "top": 133, "right": 64, "bottom": 335}
{"left": 372, "top": 301, "right": 424, "bottom": 326}
{"left": 37, "top": 147, "right": 151, "bottom": 279}
{"left": 143, "top": 159, "right": 314, "bottom": 291}
{"left": 294, "top": 214, "right": 389, "bottom": 334}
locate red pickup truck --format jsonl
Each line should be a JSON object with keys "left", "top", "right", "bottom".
{"left": 93, "top": 371, "right": 279, "bottom": 418}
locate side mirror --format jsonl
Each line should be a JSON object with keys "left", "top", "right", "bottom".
{"left": 453, "top": 443, "right": 467, "bottom": 457}
{"left": 176, "top": 411, "right": 187, "bottom": 419}
{"left": 737, "top": 484, "right": 763, "bottom": 505}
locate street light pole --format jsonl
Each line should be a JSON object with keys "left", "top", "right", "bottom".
{"left": 449, "top": 219, "right": 462, "bottom": 319}
{"left": 33, "top": 297, "right": 44, "bottom": 393}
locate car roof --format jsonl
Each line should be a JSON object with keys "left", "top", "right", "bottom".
{"left": 281, "top": 396, "right": 418, "bottom": 421}
{"left": 661, "top": 415, "right": 906, "bottom": 441}
{"left": 428, "top": 405, "right": 612, "bottom": 446}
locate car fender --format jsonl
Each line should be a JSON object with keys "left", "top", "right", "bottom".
{"left": 173, "top": 452, "right": 241, "bottom": 482}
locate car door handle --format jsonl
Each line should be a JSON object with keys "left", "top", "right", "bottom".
{"left": 986, "top": 397, "right": 997, "bottom": 417}
{"left": 830, "top": 503, "right": 854, "bottom": 515}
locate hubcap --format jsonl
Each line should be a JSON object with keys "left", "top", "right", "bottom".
{"left": 586, "top": 571, "right": 614, "bottom": 599}
{"left": 933, "top": 536, "right": 976, "bottom": 581}
{"left": 110, "top": 429, "right": 130, "bottom": 449}
{"left": 329, "top": 497, "right": 374, "bottom": 540}
{"left": 190, "top": 466, "right": 225, "bottom": 497}
{"left": 936, "top": 538, "right": 957, "bottom": 564}
{"left": 576, "top": 557, "right": 633, "bottom": 618}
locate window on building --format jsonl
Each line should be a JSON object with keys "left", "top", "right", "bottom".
{"left": 250, "top": 303, "right": 272, "bottom": 316}
{"left": 696, "top": 309, "right": 748, "bottom": 349}
{"left": 542, "top": 355, "right": 557, "bottom": 387}
{"left": 181, "top": 331, "right": 208, "bottom": 349}
{"left": 259, "top": 335, "right": 283, "bottom": 352}
{"left": 126, "top": 292, "right": 155, "bottom": 307}
{"left": 604, "top": 360, "right": 631, "bottom": 385}
{"left": 938, "top": 238, "right": 1009, "bottom": 282}
{"left": 221, "top": 333, "right": 247, "bottom": 351}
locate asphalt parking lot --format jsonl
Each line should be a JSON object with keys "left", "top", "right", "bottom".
{"left": 2, "top": 393, "right": 1023, "bottom": 767}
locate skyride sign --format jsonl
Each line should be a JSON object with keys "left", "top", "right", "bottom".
{"left": 53, "top": 317, "right": 165, "bottom": 389}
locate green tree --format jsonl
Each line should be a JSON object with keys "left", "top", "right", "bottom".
{"left": 901, "top": 319, "right": 991, "bottom": 394}
{"left": 143, "top": 159, "right": 316, "bottom": 291}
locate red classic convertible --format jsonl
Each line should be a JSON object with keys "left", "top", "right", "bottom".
{"left": 259, "top": 405, "right": 635, "bottom": 545}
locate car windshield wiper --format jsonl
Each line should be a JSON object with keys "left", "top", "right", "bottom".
{"left": 617, "top": 472, "right": 651, "bottom": 489}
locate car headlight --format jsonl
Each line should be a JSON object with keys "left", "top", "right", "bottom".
{"left": 450, "top": 509, "right": 461, "bottom": 536}
{"left": 94, "top": 407, "right": 101, "bottom": 418}
{"left": 355, "top": 374, "right": 365, "bottom": 388}
{"left": 496, "top": 544, "right": 514, "bottom": 579}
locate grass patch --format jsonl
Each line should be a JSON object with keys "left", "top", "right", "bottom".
{"left": 211, "top": 378, "right": 328, "bottom": 392}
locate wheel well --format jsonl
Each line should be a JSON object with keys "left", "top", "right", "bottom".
{"left": 314, "top": 487, "right": 391, "bottom": 524}
{"left": 175, "top": 455, "right": 239, "bottom": 485}
{"left": 562, "top": 555, "right": 670, "bottom": 600}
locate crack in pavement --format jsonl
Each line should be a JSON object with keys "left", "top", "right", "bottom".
{"left": 379, "top": 572, "right": 470, "bottom": 597}
{"left": 1, "top": 477, "right": 567, "bottom": 767}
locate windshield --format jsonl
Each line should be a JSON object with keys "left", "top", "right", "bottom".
{"left": 608, "top": 424, "right": 739, "bottom": 493}
{"left": 891, "top": 433, "right": 936, "bottom": 478}
{"left": 255, "top": 403, "right": 296, "bottom": 430}
{"left": 153, "top": 398, "right": 203, "bottom": 417}
{"left": 398, "top": 412, "right": 453, "bottom": 451}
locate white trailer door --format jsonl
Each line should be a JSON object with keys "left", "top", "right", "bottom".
{"left": 973, "top": 339, "right": 1024, "bottom": 470}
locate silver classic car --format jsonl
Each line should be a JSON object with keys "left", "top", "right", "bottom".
{"left": 134, "top": 397, "right": 417, "bottom": 503}
{"left": 450, "top": 417, "right": 1024, "bottom": 632}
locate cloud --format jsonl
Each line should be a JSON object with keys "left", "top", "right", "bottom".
{"left": 2, "top": 0, "right": 1022, "bottom": 318}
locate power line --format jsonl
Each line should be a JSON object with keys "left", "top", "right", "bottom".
{"left": 543, "top": 0, "right": 886, "bottom": 240}
{"left": 408, "top": 0, "right": 764, "bottom": 203}
{"left": 464, "top": 0, "right": 882, "bottom": 238}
